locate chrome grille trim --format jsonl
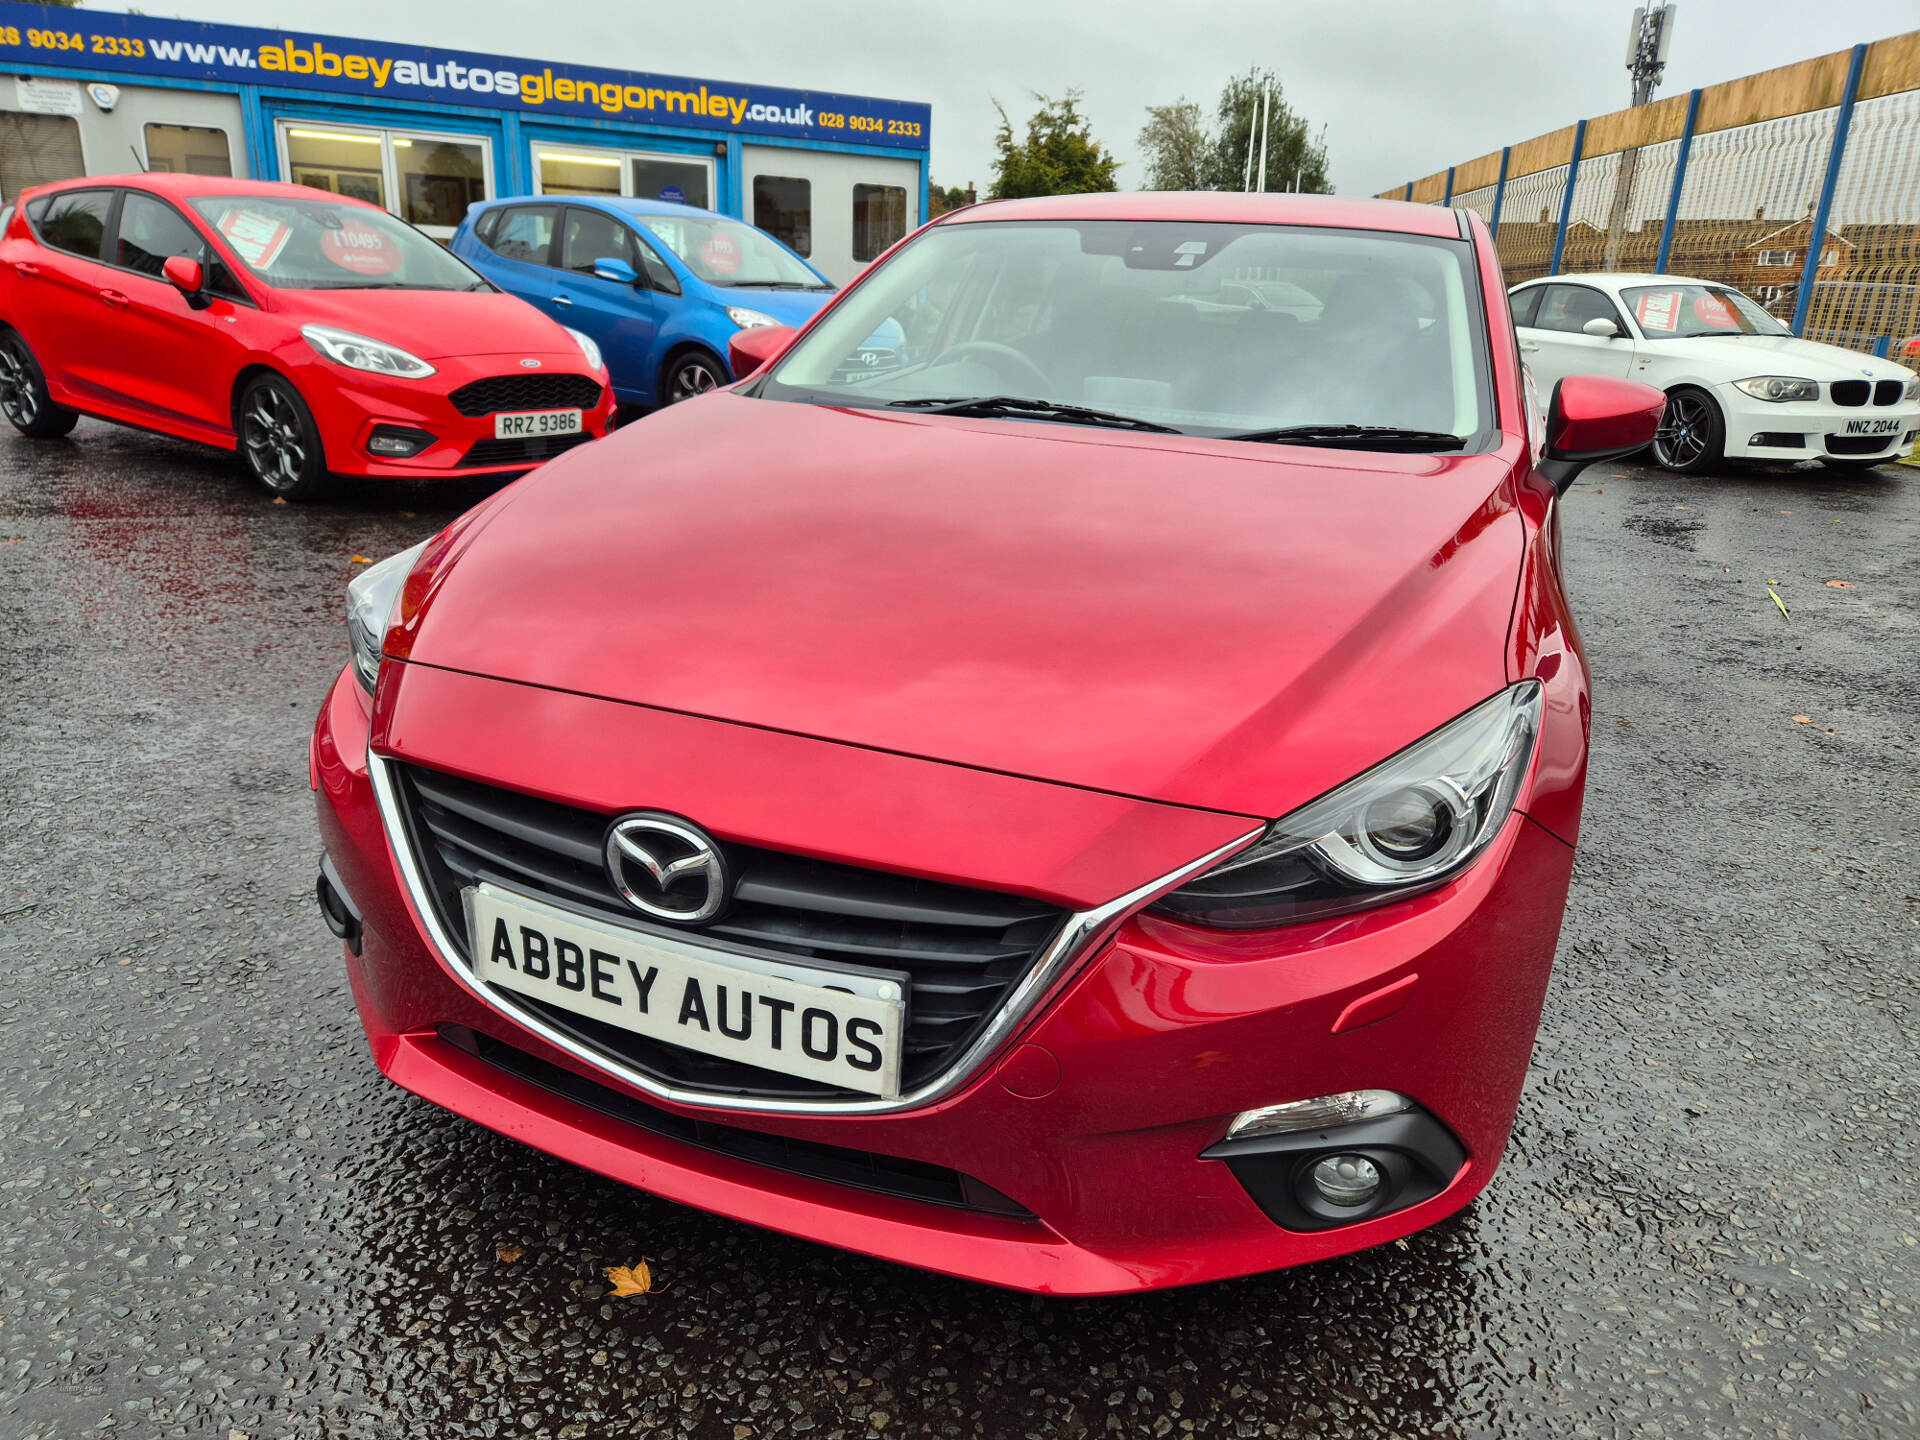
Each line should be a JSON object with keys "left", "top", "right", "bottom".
{"left": 366, "top": 746, "right": 1262, "bottom": 1116}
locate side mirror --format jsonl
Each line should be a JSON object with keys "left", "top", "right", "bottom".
{"left": 728, "top": 323, "right": 796, "bottom": 380}
{"left": 592, "top": 256, "right": 640, "bottom": 286}
{"left": 1540, "top": 375, "right": 1665, "bottom": 493}
{"left": 1581, "top": 316, "right": 1623, "bottom": 339}
{"left": 162, "top": 255, "right": 205, "bottom": 297}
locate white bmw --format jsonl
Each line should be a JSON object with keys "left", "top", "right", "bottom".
{"left": 1509, "top": 272, "right": 1919, "bottom": 474}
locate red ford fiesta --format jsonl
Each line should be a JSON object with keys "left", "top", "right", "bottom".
{"left": 0, "top": 174, "right": 613, "bottom": 500}
{"left": 312, "top": 192, "right": 1662, "bottom": 1294}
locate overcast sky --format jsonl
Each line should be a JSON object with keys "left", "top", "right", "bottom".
{"left": 151, "top": 0, "right": 1920, "bottom": 196}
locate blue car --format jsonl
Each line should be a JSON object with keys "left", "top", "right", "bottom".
{"left": 451, "top": 196, "right": 895, "bottom": 410}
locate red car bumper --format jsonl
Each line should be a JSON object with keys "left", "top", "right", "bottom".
{"left": 296, "top": 348, "right": 614, "bottom": 479}
{"left": 313, "top": 661, "right": 1575, "bottom": 1295}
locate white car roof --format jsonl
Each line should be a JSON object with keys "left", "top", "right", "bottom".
{"left": 1509, "top": 273, "right": 1724, "bottom": 292}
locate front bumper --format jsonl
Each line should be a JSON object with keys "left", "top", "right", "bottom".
{"left": 297, "top": 350, "right": 615, "bottom": 479}
{"left": 1714, "top": 383, "right": 1919, "bottom": 462}
{"left": 313, "top": 662, "right": 1577, "bottom": 1294}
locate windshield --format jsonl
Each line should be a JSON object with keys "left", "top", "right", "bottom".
{"left": 759, "top": 220, "right": 1490, "bottom": 440}
{"left": 639, "top": 214, "right": 826, "bottom": 288}
{"left": 187, "top": 195, "right": 485, "bottom": 291}
{"left": 1622, "top": 283, "right": 1790, "bottom": 339}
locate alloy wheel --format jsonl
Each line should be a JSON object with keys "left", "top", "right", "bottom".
{"left": 1652, "top": 392, "right": 1710, "bottom": 469}
{"left": 668, "top": 358, "right": 721, "bottom": 403}
{"left": 243, "top": 386, "right": 308, "bottom": 491}
{"left": 0, "top": 344, "right": 40, "bottom": 428}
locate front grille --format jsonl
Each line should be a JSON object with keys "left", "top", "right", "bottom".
{"left": 393, "top": 764, "right": 1068, "bottom": 1100}
{"left": 441, "top": 1025, "right": 1034, "bottom": 1217}
{"left": 1874, "top": 379, "right": 1904, "bottom": 406}
{"left": 1824, "top": 433, "right": 1894, "bottom": 456}
{"left": 459, "top": 433, "right": 595, "bottom": 468}
{"left": 1830, "top": 380, "right": 1870, "bottom": 406}
{"left": 449, "top": 373, "right": 607, "bottom": 417}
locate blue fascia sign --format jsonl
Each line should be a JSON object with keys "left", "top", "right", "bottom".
{"left": 0, "top": 0, "right": 930, "bottom": 149}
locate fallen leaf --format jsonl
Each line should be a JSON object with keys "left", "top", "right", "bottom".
{"left": 1793, "top": 716, "right": 1812, "bottom": 724}
{"left": 401, "top": 511, "right": 417, "bottom": 519}
{"left": 1777, "top": 509, "right": 1793, "bottom": 515}
{"left": 496, "top": 1243, "right": 523, "bottom": 1263}
{"left": 350, "top": 555, "right": 371, "bottom": 564}
{"left": 1674, "top": 505, "right": 1692, "bottom": 510}
{"left": 271, "top": 496, "right": 288, "bottom": 506}
{"left": 605, "top": 1261, "right": 664, "bottom": 1297}
{"left": 1825, "top": 580, "right": 1854, "bottom": 589}
{"left": 1769, "top": 588, "right": 1790, "bottom": 619}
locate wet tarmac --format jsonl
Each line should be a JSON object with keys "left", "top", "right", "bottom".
{"left": 2, "top": 421, "right": 1916, "bottom": 1439}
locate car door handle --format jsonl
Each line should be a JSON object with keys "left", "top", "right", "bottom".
{"left": 551, "top": 294, "right": 573, "bottom": 307}
{"left": 14, "top": 261, "right": 40, "bottom": 277}
{"left": 98, "top": 289, "right": 130, "bottom": 308}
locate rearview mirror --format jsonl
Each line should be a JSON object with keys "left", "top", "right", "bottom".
{"left": 592, "top": 256, "right": 640, "bottom": 286}
{"left": 1581, "top": 316, "right": 1623, "bottom": 339}
{"left": 728, "top": 323, "right": 797, "bottom": 380}
{"left": 1539, "top": 374, "right": 1665, "bottom": 492}
{"left": 162, "top": 255, "right": 205, "bottom": 298}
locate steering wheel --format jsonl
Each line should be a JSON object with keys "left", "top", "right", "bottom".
{"left": 936, "top": 341, "right": 1052, "bottom": 394}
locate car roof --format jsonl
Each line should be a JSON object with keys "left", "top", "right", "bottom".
{"left": 940, "top": 191, "right": 1468, "bottom": 240}
{"left": 475, "top": 193, "right": 731, "bottom": 223}
{"left": 1510, "top": 272, "right": 1721, "bottom": 289}
{"left": 28, "top": 172, "right": 383, "bottom": 205}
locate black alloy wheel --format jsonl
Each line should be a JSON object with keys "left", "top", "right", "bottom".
{"left": 0, "top": 331, "right": 79, "bottom": 438}
{"left": 238, "top": 373, "right": 332, "bottom": 501}
{"left": 1649, "top": 388, "right": 1726, "bottom": 474}
{"left": 663, "top": 350, "right": 725, "bottom": 405}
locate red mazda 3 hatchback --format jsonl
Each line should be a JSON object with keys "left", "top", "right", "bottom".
{"left": 0, "top": 174, "right": 613, "bottom": 499}
{"left": 312, "top": 192, "right": 1662, "bottom": 1294}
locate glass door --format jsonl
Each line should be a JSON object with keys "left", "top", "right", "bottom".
{"left": 277, "top": 121, "right": 493, "bottom": 239}
{"left": 533, "top": 144, "right": 714, "bottom": 210}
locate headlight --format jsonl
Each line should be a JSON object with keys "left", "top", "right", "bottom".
{"left": 563, "top": 326, "right": 604, "bottom": 372}
{"left": 1152, "top": 683, "right": 1542, "bottom": 929}
{"left": 302, "top": 324, "right": 435, "bottom": 379}
{"left": 1903, "top": 374, "right": 1918, "bottom": 400}
{"left": 346, "top": 541, "right": 428, "bottom": 694}
{"left": 726, "top": 306, "right": 778, "bottom": 330}
{"left": 1733, "top": 375, "right": 1819, "bottom": 402}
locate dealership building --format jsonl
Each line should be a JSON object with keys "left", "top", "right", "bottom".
{"left": 0, "top": 2, "right": 930, "bottom": 283}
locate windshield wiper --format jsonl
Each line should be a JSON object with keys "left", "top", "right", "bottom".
{"left": 886, "top": 395, "right": 1183, "bottom": 434}
{"left": 1222, "top": 423, "right": 1467, "bottom": 451}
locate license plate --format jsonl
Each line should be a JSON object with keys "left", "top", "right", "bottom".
{"left": 465, "top": 882, "right": 907, "bottom": 1098}
{"left": 494, "top": 409, "right": 583, "bottom": 439}
{"left": 1841, "top": 418, "right": 1901, "bottom": 436}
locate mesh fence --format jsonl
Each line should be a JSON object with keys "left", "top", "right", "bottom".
{"left": 1802, "top": 88, "right": 1920, "bottom": 357}
{"left": 1492, "top": 163, "right": 1570, "bottom": 283}
{"left": 1449, "top": 181, "right": 1498, "bottom": 228}
{"left": 1559, "top": 139, "right": 1682, "bottom": 274}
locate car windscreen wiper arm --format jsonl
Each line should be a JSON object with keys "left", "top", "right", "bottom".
{"left": 886, "top": 395, "right": 1184, "bottom": 434}
{"left": 1221, "top": 423, "right": 1468, "bottom": 451}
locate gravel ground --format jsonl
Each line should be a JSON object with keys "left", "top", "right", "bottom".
{"left": 1, "top": 421, "right": 1915, "bottom": 1440}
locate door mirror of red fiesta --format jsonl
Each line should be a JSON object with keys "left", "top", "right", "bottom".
{"left": 728, "top": 323, "right": 796, "bottom": 381}
{"left": 162, "top": 255, "right": 206, "bottom": 304}
{"left": 1540, "top": 374, "right": 1666, "bottom": 493}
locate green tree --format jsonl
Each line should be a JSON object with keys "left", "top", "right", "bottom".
{"left": 1136, "top": 99, "right": 1210, "bottom": 191}
{"left": 928, "top": 182, "right": 972, "bottom": 217}
{"left": 1204, "top": 70, "right": 1329, "bottom": 193}
{"left": 988, "top": 90, "right": 1119, "bottom": 200}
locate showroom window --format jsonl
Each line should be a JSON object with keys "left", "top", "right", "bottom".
{"left": 145, "top": 124, "right": 232, "bottom": 177}
{"left": 753, "top": 175, "right": 811, "bottom": 256}
{"left": 852, "top": 183, "right": 907, "bottom": 263}
{"left": 279, "top": 123, "right": 491, "bottom": 239}
{"left": 0, "top": 112, "right": 85, "bottom": 200}
{"left": 533, "top": 147, "right": 712, "bottom": 209}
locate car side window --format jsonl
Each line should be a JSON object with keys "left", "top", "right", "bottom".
{"left": 630, "top": 229, "right": 681, "bottom": 295}
{"left": 560, "top": 208, "right": 636, "bottom": 276}
{"left": 1509, "top": 286, "right": 1543, "bottom": 328}
{"left": 1534, "top": 285, "right": 1622, "bottom": 335}
{"left": 32, "top": 188, "right": 115, "bottom": 260}
{"left": 115, "top": 191, "right": 209, "bottom": 276}
{"left": 482, "top": 205, "right": 559, "bottom": 265}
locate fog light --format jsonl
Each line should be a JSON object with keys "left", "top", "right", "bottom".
{"left": 366, "top": 425, "right": 435, "bottom": 458}
{"left": 1310, "top": 1153, "right": 1382, "bottom": 1207}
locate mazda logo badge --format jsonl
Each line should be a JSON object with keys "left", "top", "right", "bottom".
{"left": 605, "top": 813, "right": 727, "bottom": 924}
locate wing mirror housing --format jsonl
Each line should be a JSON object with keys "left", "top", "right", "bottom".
{"left": 592, "top": 256, "right": 640, "bottom": 286}
{"left": 162, "top": 255, "right": 209, "bottom": 309}
{"left": 1582, "top": 316, "right": 1623, "bottom": 339}
{"left": 728, "top": 323, "right": 797, "bottom": 380}
{"left": 1539, "top": 375, "right": 1666, "bottom": 492}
